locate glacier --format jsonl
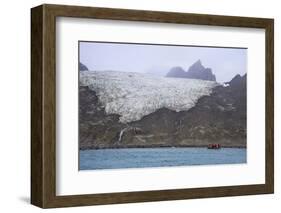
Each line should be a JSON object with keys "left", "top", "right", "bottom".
{"left": 80, "top": 71, "right": 219, "bottom": 123}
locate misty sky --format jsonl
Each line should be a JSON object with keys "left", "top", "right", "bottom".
{"left": 79, "top": 41, "right": 247, "bottom": 83}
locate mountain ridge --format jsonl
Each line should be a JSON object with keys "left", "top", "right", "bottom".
{"left": 166, "top": 60, "right": 216, "bottom": 81}
{"left": 79, "top": 71, "right": 246, "bottom": 149}
{"left": 79, "top": 62, "right": 89, "bottom": 71}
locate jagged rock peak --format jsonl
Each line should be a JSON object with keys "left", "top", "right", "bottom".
{"left": 186, "top": 60, "right": 216, "bottom": 81}
{"left": 166, "top": 60, "right": 216, "bottom": 81}
{"left": 226, "top": 73, "right": 247, "bottom": 91}
{"left": 79, "top": 62, "right": 89, "bottom": 71}
{"left": 190, "top": 59, "right": 203, "bottom": 68}
{"left": 229, "top": 74, "right": 246, "bottom": 84}
{"left": 165, "top": 66, "right": 186, "bottom": 78}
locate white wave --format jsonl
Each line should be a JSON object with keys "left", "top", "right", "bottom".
{"left": 80, "top": 71, "right": 218, "bottom": 123}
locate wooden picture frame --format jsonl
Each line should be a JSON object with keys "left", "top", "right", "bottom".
{"left": 31, "top": 4, "right": 274, "bottom": 208}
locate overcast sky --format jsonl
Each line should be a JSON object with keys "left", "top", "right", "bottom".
{"left": 79, "top": 41, "right": 247, "bottom": 83}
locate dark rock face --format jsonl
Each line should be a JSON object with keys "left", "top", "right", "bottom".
{"left": 79, "top": 74, "right": 246, "bottom": 149}
{"left": 79, "top": 86, "right": 125, "bottom": 149}
{"left": 166, "top": 60, "right": 216, "bottom": 81}
{"left": 186, "top": 60, "right": 216, "bottom": 81}
{"left": 79, "top": 62, "right": 89, "bottom": 71}
{"left": 227, "top": 74, "right": 246, "bottom": 89}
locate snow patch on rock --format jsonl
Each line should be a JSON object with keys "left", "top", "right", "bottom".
{"left": 80, "top": 71, "right": 219, "bottom": 123}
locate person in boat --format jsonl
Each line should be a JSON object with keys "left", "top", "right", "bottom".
{"left": 208, "top": 143, "right": 221, "bottom": 149}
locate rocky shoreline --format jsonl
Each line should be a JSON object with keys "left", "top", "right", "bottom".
{"left": 80, "top": 144, "right": 246, "bottom": 150}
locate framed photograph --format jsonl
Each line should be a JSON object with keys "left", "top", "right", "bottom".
{"left": 31, "top": 4, "right": 274, "bottom": 208}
